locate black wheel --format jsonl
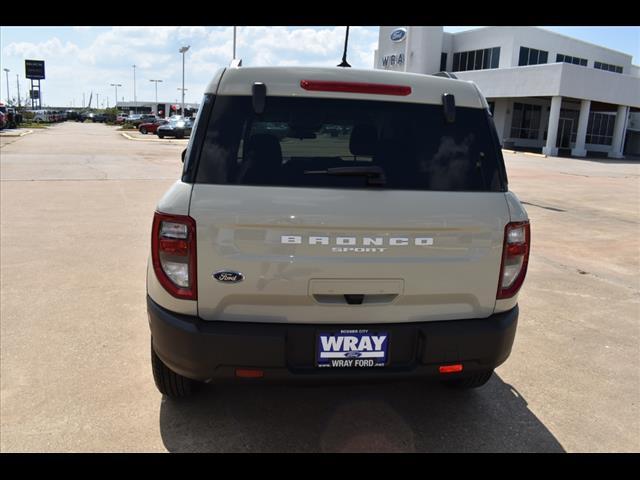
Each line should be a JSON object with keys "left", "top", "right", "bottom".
{"left": 157, "top": 133, "right": 164, "bottom": 139}
{"left": 140, "top": 127, "right": 147, "bottom": 134}
{"left": 175, "top": 132, "right": 184, "bottom": 139}
{"left": 151, "top": 339, "right": 193, "bottom": 398}
{"left": 441, "top": 370, "right": 494, "bottom": 389}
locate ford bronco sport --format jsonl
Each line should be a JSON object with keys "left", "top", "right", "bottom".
{"left": 147, "top": 66, "right": 530, "bottom": 397}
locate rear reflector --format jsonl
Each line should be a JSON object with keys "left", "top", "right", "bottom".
{"left": 235, "top": 368, "right": 264, "bottom": 378}
{"left": 300, "top": 80, "right": 411, "bottom": 96}
{"left": 439, "top": 364, "right": 463, "bottom": 374}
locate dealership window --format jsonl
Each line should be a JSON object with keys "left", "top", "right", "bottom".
{"left": 510, "top": 103, "right": 542, "bottom": 139}
{"left": 594, "top": 61, "right": 623, "bottom": 74}
{"left": 518, "top": 47, "right": 548, "bottom": 66}
{"left": 440, "top": 52, "right": 447, "bottom": 71}
{"left": 452, "top": 47, "right": 500, "bottom": 72}
{"left": 556, "top": 54, "right": 588, "bottom": 66}
{"left": 559, "top": 108, "right": 580, "bottom": 142}
{"left": 586, "top": 112, "right": 616, "bottom": 145}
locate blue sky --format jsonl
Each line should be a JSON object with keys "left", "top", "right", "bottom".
{"left": 1, "top": 26, "right": 638, "bottom": 107}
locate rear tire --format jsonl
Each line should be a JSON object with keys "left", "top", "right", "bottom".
{"left": 157, "top": 133, "right": 164, "bottom": 139}
{"left": 441, "top": 369, "right": 494, "bottom": 389}
{"left": 151, "top": 339, "right": 193, "bottom": 398}
{"left": 140, "top": 127, "right": 147, "bottom": 134}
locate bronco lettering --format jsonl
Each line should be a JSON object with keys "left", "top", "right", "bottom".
{"left": 281, "top": 235, "right": 433, "bottom": 246}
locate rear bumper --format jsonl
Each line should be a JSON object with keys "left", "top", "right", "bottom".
{"left": 148, "top": 296, "right": 518, "bottom": 383}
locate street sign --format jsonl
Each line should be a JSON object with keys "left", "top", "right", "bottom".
{"left": 25, "top": 60, "right": 45, "bottom": 80}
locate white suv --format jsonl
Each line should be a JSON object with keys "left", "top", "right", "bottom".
{"left": 147, "top": 66, "right": 530, "bottom": 397}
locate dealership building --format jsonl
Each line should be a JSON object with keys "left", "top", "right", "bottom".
{"left": 374, "top": 27, "right": 640, "bottom": 158}
{"left": 114, "top": 101, "right": 200, "bottom": 118}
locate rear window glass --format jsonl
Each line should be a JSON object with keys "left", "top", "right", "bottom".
{"left": 194, "top": 95, "right": 505, "bottom": 191}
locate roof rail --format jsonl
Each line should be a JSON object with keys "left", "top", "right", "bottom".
{"left": 432, "top": 71, "right": 458, "bottom": 79}
{"left": 229, "top": 58, "right": 243, "bottom": 68}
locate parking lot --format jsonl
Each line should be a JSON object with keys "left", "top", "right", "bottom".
{"left": 1, "top": 121, "right": 638, "bottom": 452}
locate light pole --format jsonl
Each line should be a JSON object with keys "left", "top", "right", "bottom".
{"left": 233, "top": 26, "right": 237, "bottom": 60}
{"left": 179, "top": 45, "right": 190, "bottom": 118}
{"left": 149, "top": 79, "right": 162, "bottom": 107}
{"left": 96, "top": 93, "right": 99, "bottom": 110}
{"left": 16, "top": 74, "right": 21, "bottom": 108}
{"left": 110, "top": 83, "right": 122, "bottom": 111}
{"left": 177, "top": 88, "right": 188, "bottom": 116}
{"left": 3, "top": 68, "right": 10, "bottom": 104}
{"left": 132, "top": 64, "right": 137, "bottom": 105}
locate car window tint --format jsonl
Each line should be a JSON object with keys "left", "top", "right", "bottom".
{"left": 195, "top": 95, "right": 505, "bottom": 192}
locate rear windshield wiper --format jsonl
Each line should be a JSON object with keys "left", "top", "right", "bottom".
{"left": 303, "top": 166, "right": 386, "bottom": 185}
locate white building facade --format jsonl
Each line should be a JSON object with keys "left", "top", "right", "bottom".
{"left": 374, "top": 27, "right": 640, "bottom": 158}
{"left": 115, "top": 101, "right": 200, "bottom": 118}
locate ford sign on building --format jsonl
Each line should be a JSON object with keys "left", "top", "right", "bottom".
{"left": 374, "top": 26, "right": 640, "bottom": 158}
{"left": 390, "top": 28, "right": 406, "bottom": 42}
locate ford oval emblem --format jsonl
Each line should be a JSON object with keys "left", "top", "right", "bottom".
{"left": 213, "top": 270, "right": 244, "bottom": 283}
{"left": 390, "top": 28, "right": 407, "bottom": 42}
{"left": 345, "top": 351, "right": 362, "bottom": 358}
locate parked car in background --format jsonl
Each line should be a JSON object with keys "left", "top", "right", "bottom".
{"left": 7, "top": 107, "right": 20, "bottom": 128}
{"left": 116, "top": 114, "right": 129, "bottom": 124}
{"left": 156, "top": 116, "right": 193, "bottom": 138}
{"left": 125, "top": 114, "right": 141, "bottom": 124}
{"left": 138, "top": 118, "right": 168, "bottom": 135}
{"left": 31, "top": 110, "right": 50, "bottom": 123}
{"left": 92, "top": 113, "right": 107, "bottom": 123}
{"left": 126, "top": 114, "right": 157, "bottom": 126}
{"left": 0, "top": 111, "right": 6, "bottom": 129}
{"left": 1, "top": 104, "right": 19, "bottom": 128}
{"left": 129, "top": 114, "right": 157, "bottom": 127}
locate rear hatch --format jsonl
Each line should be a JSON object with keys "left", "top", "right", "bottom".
{"left": 188, "top": 86, "right": 509, "bottom": 324}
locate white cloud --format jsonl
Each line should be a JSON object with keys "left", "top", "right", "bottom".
{"left": 1, "top": 26, "right": 382, "bottom": 106}
{"left": 3, "top": 37, "right": 80, "bottom": 59}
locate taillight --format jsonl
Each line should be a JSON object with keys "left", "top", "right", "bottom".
{"left": 497, "top": 221, "right": 531, "bottom": 299}
{"left": 300, "top": 80, "right": 412, "bottom": 96}
{"left": 151, "top": 212, "right": 197, "bottom": 300}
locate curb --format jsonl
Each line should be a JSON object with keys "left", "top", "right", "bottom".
{"left": 502, "top": 149, "right": 548, "bottom": 158}
{"left": 0, "top": 129, "right": 34, "bottom": 138}
{"left": 120, "top": 131, "right": 188, "bottom": 144}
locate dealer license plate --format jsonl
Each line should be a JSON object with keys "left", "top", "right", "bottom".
{"left": 316, "top": 330, "right": 389, "bottom": 368}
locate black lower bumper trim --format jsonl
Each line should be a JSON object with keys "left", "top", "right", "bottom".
{"left": 147, "top": 296, "right": 518, "bottom": 383}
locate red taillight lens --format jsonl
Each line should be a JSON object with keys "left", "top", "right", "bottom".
{"left": 300, "top": 80, "right": 412, "bottom": 96}
{"left": 497, "top": 221, "right": 531, "bottom": 299}
{"left": 159, "top": 239, "right": 188, "bottom": 255}
{"left": 151, "top": 212, "right": 197, "bottom": 300}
